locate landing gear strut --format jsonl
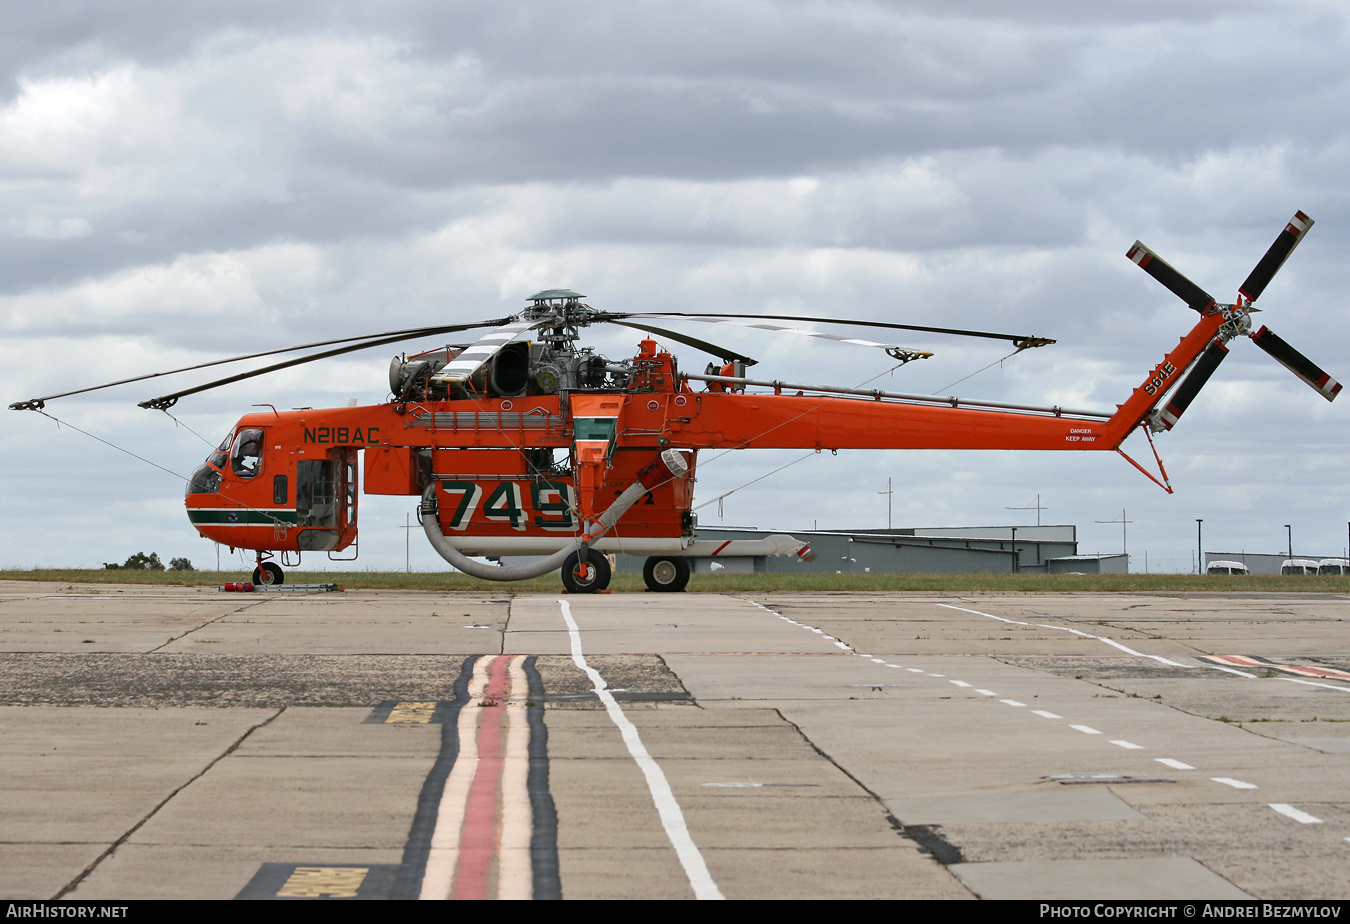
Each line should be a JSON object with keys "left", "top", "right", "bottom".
{"left": 561, "top": 548, "right": 611, "bottom": 594}
{"left": 642, "top": 556, "right": 690, "bottom": 592}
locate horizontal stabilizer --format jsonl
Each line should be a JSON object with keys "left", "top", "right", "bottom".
{"left": 1252, "top": 325, "right": 1341, "bottom": 401}
{"left": 1239, "top": 211, "right": 1314, "bottom": 303}
{"left": 1126, "top": 241, "right": 1217, "bottom": 314}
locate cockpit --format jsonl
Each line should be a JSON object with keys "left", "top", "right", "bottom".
{"left": 185, "top": 427, "right": 264, "bottom": 496}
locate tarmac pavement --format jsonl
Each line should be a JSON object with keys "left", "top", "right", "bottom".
{"left": 1, "top": 581, "right": 1347, "bottom": 900}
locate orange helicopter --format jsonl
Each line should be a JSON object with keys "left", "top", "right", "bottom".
{"left": 11, "top": 211, "right": 1339, "bottom": 592}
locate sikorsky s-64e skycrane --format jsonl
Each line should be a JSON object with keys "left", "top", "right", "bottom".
{"left": 11, "top": 212, "right": 1339, "bottom": 592}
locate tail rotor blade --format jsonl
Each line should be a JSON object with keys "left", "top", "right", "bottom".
{"left": 1126, "top": 242, "right": 1218, "bottom": 314}
{"left": 1239, "top": 211, "right": 1314, "bottom": 303}
{"left": 1252, "top": 325, "right": 1342, "bottom": 401}
{"left": 1154, "top": 340, "right": 1229, "bottom": 430}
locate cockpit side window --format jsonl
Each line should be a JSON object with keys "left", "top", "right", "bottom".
{"left": 231, "top": 428, "right": 264, "bottom": 478}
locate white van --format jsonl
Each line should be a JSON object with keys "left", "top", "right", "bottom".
{"left": 1281, "top": 559, "right": 1320, "bottom": 575}
{"left": 1206, "top": 561, "right": 1249, "bottom": 575}
{"left": 1318, "top": 558, "right": 1349, "bottom": 575}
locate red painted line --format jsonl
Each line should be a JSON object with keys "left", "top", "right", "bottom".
{"left": 711, "top": 540, "right": 732, "bottom": 556}
{"left": 451, "top": 655, "right": 512, "bottom": 900}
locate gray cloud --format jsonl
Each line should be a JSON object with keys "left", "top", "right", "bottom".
{"left": 3, "top": 1, "right": 1349, "bottom": 571}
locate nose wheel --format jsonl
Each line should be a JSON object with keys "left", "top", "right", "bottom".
{"left": 561, "top": 549, "right": 611, "bottom": 594}
{"left": 252, "top": 561, "right": 285, "bottom": 586}
{"left": 642, "top": 556, "right": 690, "bottom": 592}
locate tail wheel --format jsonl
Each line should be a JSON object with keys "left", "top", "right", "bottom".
{"left": 252, "top": 562, "right": 284, "bottom": 586}
{"left": 643, "top": 556, "right": 690, "bottom": 593}
{"left": 561, "top": 549, "right": 611, "bottom": 594}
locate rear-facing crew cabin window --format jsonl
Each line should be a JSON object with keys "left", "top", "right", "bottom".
{"left": 231, "top": 429, "right": 264, "bottom": 478}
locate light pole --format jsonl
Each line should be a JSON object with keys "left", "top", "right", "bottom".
{"left": 1196, "top": 519, "right": 1203, "bottom": 574}
{"left": 1285, "top": 525, "right": 1292, "bottom": 562}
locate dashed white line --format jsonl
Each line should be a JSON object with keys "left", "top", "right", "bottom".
{"left": 1032, "top": 710, "right": 1061, "bottom": 719}
{"left": 1270, "top": 804, "right": 1322, "bottom": 824}
{"left": 1156, "top": 758, "right": 1195, "bottom": 771}
{"left": 1111, "top": 740, "right": 1144, "bottom": 750}
{"left": 1212, "top": 778, "right": 1258, "bottom": 790}
{"left": 1070, "top": 725, "right": 1102, "bottom": 735}
{"left": 950, "top": 680, "right": 971, "bottom": 688}
{"left": 975, "top": 689, "right": 997, "bottom": 696}
{"left": 1000, "top": 699, "right": 1026, "bottom": 707}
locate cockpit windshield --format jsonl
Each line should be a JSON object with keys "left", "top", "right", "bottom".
{"left": 208, "top": 430, "right": 233, "bottom": 470}
{"left": 231, "top": 428, "right": 264, "bottom": 478}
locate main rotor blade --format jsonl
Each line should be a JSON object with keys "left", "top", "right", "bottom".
{"left": 606, "top": 320, "right": 758, "bottom": 366}
{"left": 1239, "top": 210, "right": 1314, "bottom": 303}
{"left": 1155, "top": 340, "right": 1229, "bottom": 430}
{"left": 1126, "top": 242, "right": 1217, "bottom": 314}
{"left": 635, "top": 316, "right": 933, "bottom": 363}
{"left": 1251, "top": 325, "right": 1342, "bottom": 401}
{"left": 10, "top": 318, "right": 510, "bottom": 411}
{"left": 135, "top": 319, "right": 513, "bottom": 410}
{"left": 428, "top": 317, "right": 550, "bottom": 389}
{"left": 607, "top": 312, "right": 1054, "bottom": 350}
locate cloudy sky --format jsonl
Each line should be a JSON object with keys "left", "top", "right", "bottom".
{"left": 3, "top": 1, "right": 1349, "bottom": 574}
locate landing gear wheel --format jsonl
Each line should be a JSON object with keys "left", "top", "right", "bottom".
{"left": 643, "top": 556, "right": 690, "bottom": 593}
{"left": 252, "top": 562, "right": 284, "bottom": 586}
{"left": 561, "top": 549, "right": 611, "bottom": 594}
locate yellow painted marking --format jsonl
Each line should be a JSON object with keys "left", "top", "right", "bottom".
{"left": 387, "top": 701, "right": 438, "bottom": 724}
{"left": 277, "top": 866, "right": 368, "bottom": 898}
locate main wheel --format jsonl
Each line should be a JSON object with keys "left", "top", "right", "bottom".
{"left": 561, "top": 549, "right": 611, "bottom": 594}
{"left": 642, "top": 556, "right": 690, "bottom": 593}
{"left": 252, "top": 562, "right": 284, "bottom": 586}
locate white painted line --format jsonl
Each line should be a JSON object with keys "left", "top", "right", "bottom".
{"left": 934, "top": 603, "right": 1190, "bottom": 668}
{"left": 1110, "top": 740, "right": 1144, "bottom": 750}
{"left": 1037, "top": 624, "right": 1191, "bottom": 668}
{"left": 559, "top": 600, "right": 723, "bottom": 900}
{"left": 1000, "top": 699, "right": 1026, "bottom": 707}
{"left": 833, "top": 642, "right": 851, "bottom": 650}
{"left": 1156, "top": 758, "right": 1195, "bottom": 771}
{"left": 498, "top": 656, "right": 534, "bottom": 900}
{"left": 907, "top": 668, "right": 924, "bottom": 673}
{"left": 1280, "top": 677, "right": 1350, "bottom": 694}
{"left": 1208, "top": 665, "right": 1256, "bottom": 678}
{"left": 1070, "top": 725, "right": 1102, "bottom": 735}
{"left": 936, "top": 603, "right": 1029, "bottom": 625}
{"left": 950, "top": 680, "right": 972, "bottom": 688}
{"left": 420, "top": 656, "right": 490, "bottom": 899}
{"left": 1032, "top": 710, "right": 1061, "bottom": 719}
{"left": 1270, "top": 803, "right": 1322, "bottom": 824}
{"left": 1212, "top": 777, "right": 1258, "bottom": 790}
{"left": 975, "top": 689, "right": 997, "bottom": 696}
{"left": 927, "top": 673, "right": 945, "bottom": 678}
{"left": 870, "top": 658, "right": 886, "bottom": 663}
